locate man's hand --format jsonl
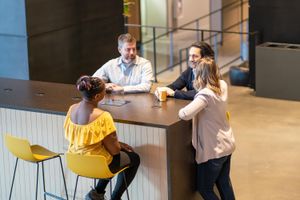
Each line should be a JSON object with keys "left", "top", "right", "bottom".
{"left": 105, "top": 83, "right": 124, "bottom": 94}
{"left": 154, "top": 87, "right": 175, "bottom": 98}
{"left": 105, "top": 83, "right": 115, "bottom": 93}
{"left": 119, "top": 142, "right": 134, "bottom": 152}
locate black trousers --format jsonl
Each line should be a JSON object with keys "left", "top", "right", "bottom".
{"left": 95, "top": 150, "right": 140, "bottom": 200}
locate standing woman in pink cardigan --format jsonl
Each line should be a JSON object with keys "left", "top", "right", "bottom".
{"left": 179, "top": 58, "right": 235, "bottom": 200}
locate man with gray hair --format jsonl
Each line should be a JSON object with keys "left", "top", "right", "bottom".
{"left": 93, "top": 33, "right": 153, "bottom": 93}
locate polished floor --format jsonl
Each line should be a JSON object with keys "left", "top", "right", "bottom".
{"left": 155, "top": 71, "right": 300, "bottom": 199}
{"left": 228, "top": 82, "right": 300, "bottom": 200}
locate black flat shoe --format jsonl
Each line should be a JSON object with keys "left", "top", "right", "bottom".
{"left": 85, "top": 189, "right": 106, "bottom": 200}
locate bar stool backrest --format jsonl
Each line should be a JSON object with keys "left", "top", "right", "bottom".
{"left": 5, "top": 134, "right": 37, "bottom": 162}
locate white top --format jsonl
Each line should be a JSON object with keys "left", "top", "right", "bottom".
{"left": 93, "top": 56, "right": 154, "bottom": 93}
{"left": 178, "top": 80, "right": 235, "bottom": 164}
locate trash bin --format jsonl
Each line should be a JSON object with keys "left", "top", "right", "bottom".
{"left": 256, "top": 42, "right": 300, "bottom": 101}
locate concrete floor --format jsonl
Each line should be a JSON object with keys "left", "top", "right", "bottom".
{"left": 228, "top": 83, "right": 300, "bottom": 200}
{"left": 156, "top": 71, "right": 300, "bottom": 199}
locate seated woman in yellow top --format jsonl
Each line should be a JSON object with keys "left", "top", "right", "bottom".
{"left": 64, "top": 75, "right": 140, "bottom": 200}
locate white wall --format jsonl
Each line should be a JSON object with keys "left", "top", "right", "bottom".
{"left": 141, "top": 0, "right": 225, "bottom": 33}
{"left": 141, "top": 0, "right": 168, "bottom": 38}
{"left": 139, "top": 0, "right": 223, "bottom": 62}
{"left": 174, "top": 0, "right": 210, "bottom": 29}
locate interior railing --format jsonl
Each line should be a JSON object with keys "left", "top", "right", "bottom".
{"left": 124, "top": 0, "right": 258, "bottom": 82}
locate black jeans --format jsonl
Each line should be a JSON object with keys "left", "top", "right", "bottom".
{"left": 197, "top": 155, "right": 235, "bottom": 200}
{"left": 95, "top": 150, "right": 140, "bottom": 200}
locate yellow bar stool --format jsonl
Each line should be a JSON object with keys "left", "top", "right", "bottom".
{"left": 4, "top": 134, "right": 69, "bottom": 200}
{"left": 66, "top": 153, "right": 130, "bottom": 200}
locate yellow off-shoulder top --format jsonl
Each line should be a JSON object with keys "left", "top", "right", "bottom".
{"left": 64, "top": 106, "right": 116, "bottom": 164}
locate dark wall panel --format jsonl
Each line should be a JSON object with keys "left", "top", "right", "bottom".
{"left": 249, "top": 0, "right": 300, "bottom": 44}
{"left": 0, "top": 0, "right": 124, "bottom": 83}
{"left": 78, "top": 16, "right": 123, "bottom": 75}
{"left": 26, "top": 0, "right": 124, "bottom": 36}
{"left": 26, "top": 0, "right": 124, "bottom": 84}
{"left": 28, "top": 27, "right": 80, "bottom": 83}
{"left": 28, "top": 15, "right": 123, "bottom": 84}
{"left": 80, "top": 1, "right": 125, "bottom": 21}
{"left": 249, "top": 0, "right": 300, "bottom": 89}
{"left": 26, "top": 0, "right": 78, "bottom": 36}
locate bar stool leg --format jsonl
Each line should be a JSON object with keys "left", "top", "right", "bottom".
{"left": 110, "top": 180, "right": 112, "bottom": 198}
{"left": 36, "top": 163, "right": 40, "bottom": 200}
{"left": 41, "top": 162, "right": 47, "bottom": 200}
{"left": 73, "top": 176, "right": 79, "bottom": 200}
{"left": 58, "top": 156, "right": 69, "bottom": 200}
{"left": 123, "top": 172, "right": 130, "bottom": 200}
{"left": 9, "top": 158, "right": 19, "bottom": 200}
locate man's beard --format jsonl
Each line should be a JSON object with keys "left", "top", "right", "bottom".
{"left": 189, "top": 61, "right": 197, "bottom": 68}
{"left": 123, "top": 55, "right": 136, "bottom": 64}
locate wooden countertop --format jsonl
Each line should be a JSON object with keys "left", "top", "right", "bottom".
{"left": 0, "top": 78, "right": 191, "bottom": 127}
